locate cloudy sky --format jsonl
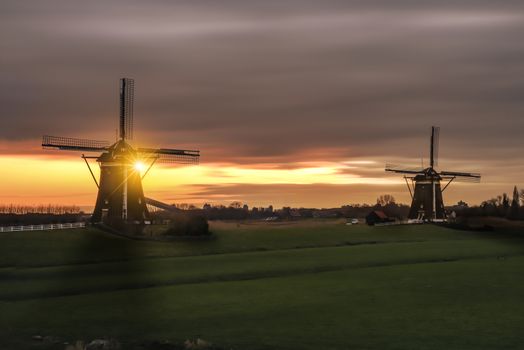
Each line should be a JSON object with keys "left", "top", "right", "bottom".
{"left": 1, "top": 0, "right": 524, "bottom": 208}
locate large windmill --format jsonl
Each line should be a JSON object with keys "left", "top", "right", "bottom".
{"left": 43, "top": 78, "right": 200, "bottom": 231}
{"left": 385, "top": 126, "right": 480, "bottom": 221}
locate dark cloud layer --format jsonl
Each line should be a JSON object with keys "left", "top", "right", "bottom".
{"left": 1, "top": 1, "right": 524, "bottom": 184}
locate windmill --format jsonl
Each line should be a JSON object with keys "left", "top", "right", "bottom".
{"left": 42, "top": 78, "right": 200, "bottom": 232}
{"left": 385, "top": 126, "right": 480, "bottom": 221}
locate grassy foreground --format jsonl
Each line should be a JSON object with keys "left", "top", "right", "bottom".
{"left": 1, "top": 220, "right": 524, "bottom": 349}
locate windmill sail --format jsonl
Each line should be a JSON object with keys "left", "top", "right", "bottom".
{"left": 385, "top": 163, "right": 425, "bottom": 174}
{"left": 430, "top": 126, "right": 440, "bottom": 167}
{"left": 138, "top": 147, "right": 200, "bottom": 164}
{"left": 120, "top": 78, "right": 134, "bottom": 141}
{"left": 440, "top": 170, "right": 481, "bottom": 182}
{"left": 42, "top": 135, "right": 109, "bottom": 152}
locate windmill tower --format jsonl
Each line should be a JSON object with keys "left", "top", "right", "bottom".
{"left": 43, "top": 78, "right": 200, "bottom": 232}
{"left": 385, "top": 126, "right": 480, "bottom": 221}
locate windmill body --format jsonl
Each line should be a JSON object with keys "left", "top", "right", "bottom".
{"left": 408, "top": 168, "right": 445, "bottom": 220}
{"left": 386, "top": 127, "right": 480, "bottom": 222}
{"left": 42, "top": 78, "right": 200, "bottom": 232}
{"left": 91, "top": 140, "right": 149, "bottom": 227}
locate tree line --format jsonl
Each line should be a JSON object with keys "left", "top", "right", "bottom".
{"left": 458, "top": 186, "right": 524, "bottom": 220}
{"left": 0, "top": 204, "right": 82, "bottom": 215}
{"left": 0, "top": 204, "right": 85, "bottom": 226}
{"left": 161, "top": 195, "right": 410, "bottom": 221}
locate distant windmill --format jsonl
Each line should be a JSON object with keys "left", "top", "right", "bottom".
{"left": 43, "top": 78, "right": 200, "bottom": 231}
{"left": 385, "top": 126, "right": 480, "bottom": 221}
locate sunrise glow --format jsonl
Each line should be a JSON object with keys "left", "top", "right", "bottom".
{"left": 134, "top": 161, "right": 146, "bottom": 173}
{"left": 0, "top": 154, "right": 404, "bottom": 207}
{"left": 0, "top": 151, "right": 498, "bottom": 210}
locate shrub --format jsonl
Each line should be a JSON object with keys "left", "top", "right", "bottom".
{"left": 165, "top": 213, "right": 210, "bottom": 236}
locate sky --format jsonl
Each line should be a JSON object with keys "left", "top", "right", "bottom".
{"left": 1, "top": 0, "right": 524, "bottom": 209}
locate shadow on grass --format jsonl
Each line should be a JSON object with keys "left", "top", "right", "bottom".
{"left": 16, "top": 229, "right": 161, "bottom": 349}
{"left": 439, "top": 219, "right": 524, "bottom": 255}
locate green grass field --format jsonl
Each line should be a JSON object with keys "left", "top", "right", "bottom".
{"left": 1, "top": 220, "right": 524, "bottom": 349}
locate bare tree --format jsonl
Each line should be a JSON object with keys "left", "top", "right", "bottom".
{"left": 376, "top": 195, "right": 396, "bottom": 206}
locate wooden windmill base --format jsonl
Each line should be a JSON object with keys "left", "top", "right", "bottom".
{"left": 95, "top": 221, "right": 148, "bottom": 237}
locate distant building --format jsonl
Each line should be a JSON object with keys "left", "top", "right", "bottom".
{"left": 365, "top": 210, "right": 393, "bottom": 225}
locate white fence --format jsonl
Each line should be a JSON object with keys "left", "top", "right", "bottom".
{"left": 0, "top": 222, "right": 86, "bottom": 232}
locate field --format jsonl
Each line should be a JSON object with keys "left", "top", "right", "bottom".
{"left": 1, "top": 220, "right": 524, "bottom": 349}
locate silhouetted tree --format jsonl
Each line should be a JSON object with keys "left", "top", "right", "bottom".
{"left": 502, "top": 193, "right": 510, "bottom": 216}
{"left": 508, "top": 186, "right": 520, "bottom": 220}
{"left": 280, "top": 207, "right": 291, "bottom": 218}
{"left": 229, "top": 201, "right": 242, "bottom": 209}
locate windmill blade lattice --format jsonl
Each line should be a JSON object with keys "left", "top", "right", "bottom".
{"left": 440, "top": 170, "right": 481, "bottom": 182}
{"left": 120, "top": 78, "right": 134, "bottom": 140}
{"left": 385, "top": 163, "right": 425, "bottom": 174}
{"left": 42, "top": 135, "right": 110, "bottom": 152}
{"left": 431, "top": 126, "right": 440, "bottom": 167}
{"left": 138, "top": 147, "right": 200, "bottom": 164}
